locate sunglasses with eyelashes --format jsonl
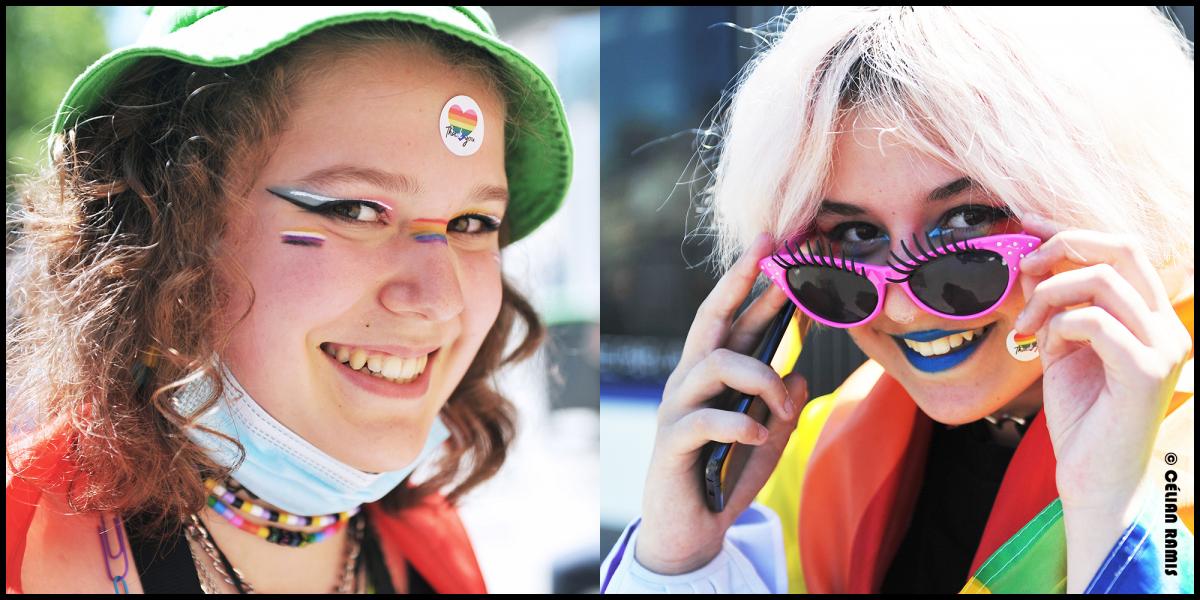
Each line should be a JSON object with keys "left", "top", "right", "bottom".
{"left": 758, "top": 231, "right": 1042, "bottom": 328}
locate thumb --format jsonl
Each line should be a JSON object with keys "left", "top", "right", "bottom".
{"left": 782, "top": 371, "right": 810, "bottom": 419}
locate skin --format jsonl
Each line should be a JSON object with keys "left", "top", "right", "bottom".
{"left": 635, "top": 115, "right": 1191, "bottom": 594}
{"left": 182, "top": 44, "right": 506, "bottom": 593}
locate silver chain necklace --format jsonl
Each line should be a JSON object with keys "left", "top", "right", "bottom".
{"left": 983, "top": 412, "right": 1029, "bottom": 429}
{"left": 186, "top": 511, "right": 364, "bottom": 593}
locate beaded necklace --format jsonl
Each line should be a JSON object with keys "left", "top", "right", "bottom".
{"left": 206, "top": 479, "right": 358, "bottom": 528}
{"left": 186, "top": 511, "right": 365, "bottom": 593}
{"left": 204, "top": 478, "right": 359, "bottom": 547}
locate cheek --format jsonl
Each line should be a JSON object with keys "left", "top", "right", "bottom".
{"left": 220, "top": 230, "right": 364, "bottom": 338}
{"left": 458, "top": 251, "right": 504, "bottom": 338}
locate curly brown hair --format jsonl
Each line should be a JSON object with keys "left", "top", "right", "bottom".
{"left": 6, "top": 21, "right": 543, "bottom": 534}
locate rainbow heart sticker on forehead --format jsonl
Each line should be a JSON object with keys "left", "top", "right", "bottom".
{"left": 439, "top": 94, "right": 485, "bottom": 156}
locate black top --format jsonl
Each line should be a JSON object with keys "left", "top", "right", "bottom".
{"left": 879, "top": 415, "right": 1034, "bottom": 594}
{"left": 127, "top": 510, "right": 432, "bottom": 594}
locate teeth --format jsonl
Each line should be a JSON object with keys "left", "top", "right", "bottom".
{"left": 324, "top": 343, "right": 431, "bottom": 384}
{"left": 382, "top": 356, "right": 405, "bottom": 379}
{"left": 349, "top": 348, "right": 367, "bottom": 370}
{"left": 902, "top": 327, "right": 986, "bottom": 357}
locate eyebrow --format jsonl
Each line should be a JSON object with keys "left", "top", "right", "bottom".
{"left": 296, "top": 165, "right": 508, "bottom": 204}
{"left": 818, "top": 177, "right": 977, "bottom": 216}
{"left": 298, "top": 165, "right": 421, "bottom": 197}
{"left": 468, "top": 183, "right": 509, "bottom": 205}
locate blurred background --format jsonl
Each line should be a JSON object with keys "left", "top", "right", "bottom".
{"left": 6, "top": 5, "right": 599, "bottom": 594}
{"left": 599, "top": 5, "right": 1194, "bottom": 560}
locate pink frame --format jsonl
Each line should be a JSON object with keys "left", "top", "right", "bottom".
{"left": 758, "top": 232, "right": 1042, "bottom": 328}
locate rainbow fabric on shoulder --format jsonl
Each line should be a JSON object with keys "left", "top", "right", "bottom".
{"left": 755, "top": 294, "right": 1195, "bottom": 594}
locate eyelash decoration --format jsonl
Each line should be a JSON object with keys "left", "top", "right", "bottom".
{"left": 772, "top": 237, "right": 868, "bottom": 279}
{"left": 885, "top": 229, "right": 976, "bottom": 283}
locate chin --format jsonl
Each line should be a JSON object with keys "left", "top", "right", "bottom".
{"left": 905, "top": 386, "right": 999, "bottom": 426}
{"left": 876, "top": 343, "right": 1016, "bottom": 426}
{"left": 332, "top": 416, "right": 439, "bottom": 473}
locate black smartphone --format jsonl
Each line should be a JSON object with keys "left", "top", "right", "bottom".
{"left": 701, "top": 302, "right": 797, "bottom": 512}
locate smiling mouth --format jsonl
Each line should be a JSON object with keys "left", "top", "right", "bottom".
{"left": 319, "top": 342, "right": 433, "bottom": 384}
{"left": 893, "top": 324, "right": 996, "bottom": 358}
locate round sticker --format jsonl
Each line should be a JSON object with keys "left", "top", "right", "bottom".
{"left": 439, "top": 95, "right": 485, "bottom": 156}
{"left": 1006, "top": 329, "right": 1040, "bottom": 361}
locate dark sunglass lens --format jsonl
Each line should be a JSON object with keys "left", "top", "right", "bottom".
{"left": 785, "top": 266, "right": 878, "bottom": 324}
{"left": 909, "top": 250, "right": 1008, "bottom": 316}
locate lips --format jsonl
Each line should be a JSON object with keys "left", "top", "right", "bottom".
{"left": 320, "top": 342, "right": 438, "bottom": 398}
{"left": 896, "top": 327, "right": 987, "bottom": 357}
{"left": 891, "top": 324, "right": 997, "bottom": 374}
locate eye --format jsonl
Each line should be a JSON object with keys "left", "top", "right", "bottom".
{"left": 823, "top": 221, "right": 889, "bottom": 260}
{"left": 448, "top": 213, "right": 501, "bottom": 235}
{"left": 945, "top": 205, "right": 994, "bottom": 228}
{"left": 837, "top": 223, "right": 882, "bottom": 243}
{"left": 930, "top": 204, "right": 1013, "bottom": 239}
{"left": 323, "top": 200, "right": 386, "bottom": 224}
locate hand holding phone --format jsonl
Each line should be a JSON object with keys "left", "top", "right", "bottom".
{"left": 700, "top": 303, "right": 797, "bottom": 512}
{"left": 635, "top": 234, "right": 810, "bottom": 576}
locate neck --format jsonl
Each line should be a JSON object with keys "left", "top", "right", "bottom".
{"left": 987, "top": 376, "right": 1043, "bottom": 448}
{"left": 198, "top": 506, "right": 353, "bottom": 593}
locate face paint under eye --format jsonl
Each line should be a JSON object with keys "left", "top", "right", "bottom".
{"left": 280, "top": 229, "right": 326, "bottom": 248}
{"left": 410, "top": 218, "right": 448, "bottom": 244}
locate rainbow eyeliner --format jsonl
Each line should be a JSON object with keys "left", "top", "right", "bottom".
{"left": 280, "top": 229, "right": 326, "bottom": 247}
{"left": 411, "top": 218, "right": 448, "bottom": 244}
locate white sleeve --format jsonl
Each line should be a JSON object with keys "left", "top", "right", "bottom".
{"left": 600, "top": 502, "right": 789, "bottom": 594}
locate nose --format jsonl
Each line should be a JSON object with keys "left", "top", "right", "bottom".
{"left": 881, "top": 280, "right": 919, "bottom": 325}
{"left": 881, "top": 235, "right": 923, "bottom": 325}
{"left": 378, "top": 240, "right": 464, "bottom": 322}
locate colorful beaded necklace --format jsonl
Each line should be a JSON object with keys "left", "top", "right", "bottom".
{"left": 205, "top": 479, "right": 359, "bottom": 527}
{"left": 204, "top": 478, "right": 361, "bottom": 547}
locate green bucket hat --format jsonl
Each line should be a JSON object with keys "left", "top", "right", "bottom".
{"left": 50, "top": 6, "right": 572, "bottom": 243}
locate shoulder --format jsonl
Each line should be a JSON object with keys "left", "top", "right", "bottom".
{"left": 6, "top": 430, "right": 146, "bottom": 594}
{"left": 7, "top": 487, "right": 146, "bottom": 594}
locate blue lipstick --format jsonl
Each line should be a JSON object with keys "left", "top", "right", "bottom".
{"left": 893, "top": 326, "right": 993, "bottom": 373}
{"left": 895, "top": 329, "right": 972, "bottom": 342}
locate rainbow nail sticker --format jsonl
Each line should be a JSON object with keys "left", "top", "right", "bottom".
{"left": 1006, "top": 329, "right": 1040, "bottom": 361}
{"left": 280, "top": 229, "right": 326, "bottom": 247}
{"left": 439, "top": 95, "right": 485, "bottom": 156}
{"left": 411, "top": 218, "right": 448, "bottom": 244}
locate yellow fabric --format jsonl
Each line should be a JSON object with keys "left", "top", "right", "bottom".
{"left": 757, "top": 391, "right": 838, "bottom": 594}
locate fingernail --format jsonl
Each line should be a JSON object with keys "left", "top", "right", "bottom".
{"left": 785, "top": 395, "right": 796, "bottom": 419}
{"left": 757, "top": 425, "right": 770, "bottom": 441}
{"left": 1014, "top": 309, "right": 1028, "bottom": 332}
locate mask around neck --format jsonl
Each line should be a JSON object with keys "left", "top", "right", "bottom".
{"left": 172, "top": 360, "right": 450, "bottom": 515}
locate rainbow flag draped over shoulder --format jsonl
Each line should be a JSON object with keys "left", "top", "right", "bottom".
{"left": 756, "top": 294, "right": 1195, "bottom": 593}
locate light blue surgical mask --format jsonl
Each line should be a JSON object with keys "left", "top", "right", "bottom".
{"left": 172, "top": 361, "right": 450, "bottom": 516}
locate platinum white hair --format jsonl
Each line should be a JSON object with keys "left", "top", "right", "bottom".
{"left": 701, "top": 7, "right": 1193, "bottom": 272}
